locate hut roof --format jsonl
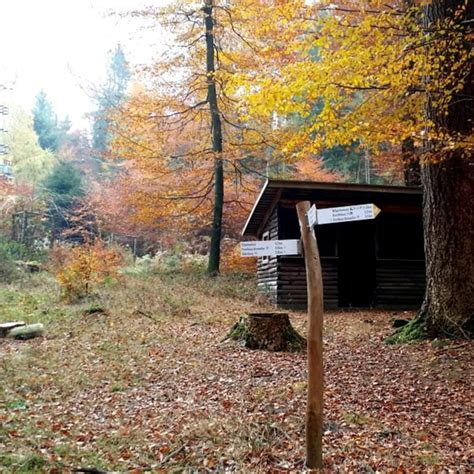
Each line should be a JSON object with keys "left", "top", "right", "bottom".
{"left": 242, "top": 179, "right": 422, "bottom": 238}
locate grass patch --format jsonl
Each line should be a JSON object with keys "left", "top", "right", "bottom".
{"left": 417, "top": 453, "right": 441, "bottom": 466}
{"left": 0, "top": 273, "right": 67, "bottom": 326}
{"left": 342, "top": 411, "right": 372, "bottom": 426}
{"left": 0, "top": 453, "right": 46, "bottom": 473}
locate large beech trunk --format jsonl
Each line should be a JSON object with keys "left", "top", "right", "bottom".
{"left": 421, "top": 156, "right": 474, "bottom": 337}
{"left": 420, "top": 0, "right": 474, "bottom": 337}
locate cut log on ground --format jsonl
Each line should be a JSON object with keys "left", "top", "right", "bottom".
{"left": 0, "top": 322, "right": 26, "bottom": 337}
{"left": 15, "top": 261, "right": 41, "bottom": 273}
{"left": 7, "top": 323, "right": 44, "bottom": 340}
{"left": 227, "top": 313, "right": 305, "bottom": 352}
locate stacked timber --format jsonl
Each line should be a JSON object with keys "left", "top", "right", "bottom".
{"left": 0, "top": 321, "right": 45, "bottom": 339}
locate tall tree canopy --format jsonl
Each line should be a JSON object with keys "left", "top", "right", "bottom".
{"left": 106, "top": 0, "right": 472, "bottom": 335}
{"left": 92, "top": 44, "right": 131, "bottom": 157}
{"left": 108, "top": 2, "right": 280, "bottom": 273}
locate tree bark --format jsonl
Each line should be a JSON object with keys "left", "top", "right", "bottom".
{"left": 204, "top": 0, "right": 224, "bottom": 275}
{"left": 420, "top": 0, "right": 474, "bottom": 337}
{"left": 7, "top": 323, "right": 44, "bottom": 340}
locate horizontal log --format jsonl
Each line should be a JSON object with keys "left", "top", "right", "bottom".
{"left": 378, "top": 298, "right": 422, "bottom": 302}
{"left": 0, "top": 321, "right": 26, "bottom": 337}
{"left": 8, "top": 323, "right": 44, "bottom": 340}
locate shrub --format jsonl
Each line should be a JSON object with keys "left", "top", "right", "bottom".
{"left": 0, "top": 237, "right": 31, "bottom": 282}
{"left": 50, "top": 240, "right": 123, "bottom": 301}
{"left": 0, "top": 249, "right": 18, "bottom": 282}
{"left": 220, "top": 241, "right": 256, "bottom": 275}
{"left": 149, "top": 246, "right": 207, "bottom": 274}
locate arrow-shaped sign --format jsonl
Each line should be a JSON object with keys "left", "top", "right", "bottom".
{"left": 307, "top": 203, "right": 381, "bottom": 227}
{"left": 240, "top": 239, "right": 300, "bottom": 257}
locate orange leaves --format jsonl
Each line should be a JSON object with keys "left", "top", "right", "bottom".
{"left": 220, "top": 240, "right": 256, "bottom": 275}
{"left": 50, "top": 241, "right": 123, "bottom": 301}
{"left": 97, "top": 0, "right": 347, "bottom": 254}
{"left": 292, "top": 155, "right": 342, "bottom": 182}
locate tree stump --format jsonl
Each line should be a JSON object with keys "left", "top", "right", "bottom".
{"left": 227, "top": 313, "right": 305, "bottom": 352}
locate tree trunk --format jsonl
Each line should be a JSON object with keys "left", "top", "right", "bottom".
{"left": 420, "top": 0, "right": 474, "bottom": 337}
{"left": 204, "top": 0, "right": 224, "bottom": 276}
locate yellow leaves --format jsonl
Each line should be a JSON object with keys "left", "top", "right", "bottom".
{"left": 51, "top": 241, "right": 123, "bottom": 302}
{"left": 229, "top": 0, "right": 472, "bottom": 158}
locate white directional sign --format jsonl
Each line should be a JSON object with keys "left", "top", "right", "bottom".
{"left": 307, "top": 203, "right": 381, "bottom": 226}
{"left": 240, "top": 239, "right": 300, "bottom": 257}
{"left": 307, "top": 204, "right": 318, "bottom": 228}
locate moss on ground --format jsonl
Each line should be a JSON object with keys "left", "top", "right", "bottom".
{"left": 385, "top": 312, "right": 427, "bottom": 344}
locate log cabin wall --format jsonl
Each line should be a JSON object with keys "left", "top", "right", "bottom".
{"left": 276, "top": 256, "right": 339, "bottom": 309}
{"left": 375, "top": 259, "right": 425, "bottom": 307}
{"left": 374, "top": 213, "right": 425, "bottom": 307}
{"left": 256, "top": 207, "right": 279, "bottom": 304}
{"left": 246, "top": 180, "right": 425, "bottom": 311}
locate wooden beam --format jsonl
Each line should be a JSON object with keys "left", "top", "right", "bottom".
{"left": 280, "top": 199, "right": 422, "bottom": 215}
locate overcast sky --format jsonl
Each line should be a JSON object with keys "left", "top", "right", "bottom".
{"left": 0, "top": 0, "right": 169, "bottom": 130}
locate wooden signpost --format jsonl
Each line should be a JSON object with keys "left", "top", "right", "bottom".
{"left": 241, "top": 202, "right": 381, "bottom": 470}
{"left": 298, "top": 201, "right": 381, "bottom": 469}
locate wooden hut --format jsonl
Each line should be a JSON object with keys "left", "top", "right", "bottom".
{"left": 242, "top": 180, "right": 425, "bottom": 309}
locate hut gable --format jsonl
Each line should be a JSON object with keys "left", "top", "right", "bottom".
{"left": 243, "top": 180, "right": 425, "bottom": 310}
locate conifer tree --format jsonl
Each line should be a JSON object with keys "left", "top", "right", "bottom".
{"left": 32, "top": 90, "right": 61, "bottom": 152}
{"left": 92, "top": 44, "right": 131, "bottom": 157}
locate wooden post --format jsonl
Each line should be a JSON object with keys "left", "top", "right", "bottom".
{"left": 296, "top": 201, "right": 324, "bottom": 469}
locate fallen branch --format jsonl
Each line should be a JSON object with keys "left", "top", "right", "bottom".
{"left": 156, "top": 444, "right": 186, "bottom": 467}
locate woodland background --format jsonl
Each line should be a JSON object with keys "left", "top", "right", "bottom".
{"left": 0, "top": 0, "right": 472, "bottom": 471}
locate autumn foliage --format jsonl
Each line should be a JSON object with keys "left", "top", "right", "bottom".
{"left": 231, "top": 0, "right": 472, "bottom": 160}
{"left": 50, "top": 240, "right": 123, "bottom": 301}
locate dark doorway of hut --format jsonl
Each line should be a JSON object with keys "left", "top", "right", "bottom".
{"left": 337, "top": 221, "right": 376, "bottom": 307}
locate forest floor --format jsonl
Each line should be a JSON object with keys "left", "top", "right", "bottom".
{"left": 0, "top": 271, "right": 472, "bottom": 473}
